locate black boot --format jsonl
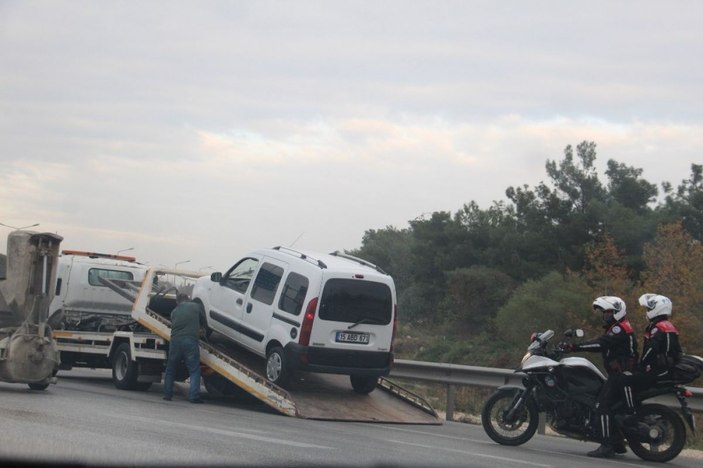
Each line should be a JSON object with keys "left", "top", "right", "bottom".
{"left": 588, "top": 443, "right": 616, "bottom": 458}
{"left": 613, "top": 441, "right": 627, "bottom": 454}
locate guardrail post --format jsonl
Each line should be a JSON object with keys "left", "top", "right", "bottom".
{"left": 538, "top": 413, "right": 546, "bottom": 435}
{"left": 446, "top": 384, "right": 456, "bottom": 421}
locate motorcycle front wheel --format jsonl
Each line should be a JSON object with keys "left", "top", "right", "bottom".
{"left": 481, "top": 388, "right": 539, "bottom": 446}
{"left": 627, "top": 403, "right": 686, "bottom": 463}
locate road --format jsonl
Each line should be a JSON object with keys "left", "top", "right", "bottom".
{"left": 1, "top": 369, "right": 701, "bottom": 467}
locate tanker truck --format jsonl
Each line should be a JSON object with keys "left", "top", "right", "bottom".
{"left": 0, "top": 230, "right": 63, "bottom": 390}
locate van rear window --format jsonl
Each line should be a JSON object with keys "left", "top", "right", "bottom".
{"left": 319, "top": 279, "right": 392, "bottom": 324}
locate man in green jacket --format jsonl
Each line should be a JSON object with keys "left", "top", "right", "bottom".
{"left": 163, "top": 293, "right": 204, "bottom": 403}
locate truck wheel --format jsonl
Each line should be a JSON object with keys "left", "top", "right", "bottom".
{"left": 28, "top": 382, "right": 50, "bottom": 391}
{"left": 112, "top": 343, "right": 151, "bottom": 391}
{"left": 350, "top": 375, "right": 377, "bottom": 394}
{"left": 265, "top": 346, "right": 290, "bottom": 387}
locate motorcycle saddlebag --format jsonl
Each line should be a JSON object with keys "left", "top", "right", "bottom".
{"left": 672, "top": 354, "right": 703, "bottom": 384}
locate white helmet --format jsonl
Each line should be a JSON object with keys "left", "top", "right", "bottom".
{"left": 638, "top": 293, "right": 672, "bottom": 321}
{"left": 593, "top": 296, "right": 627, "bottom": 323}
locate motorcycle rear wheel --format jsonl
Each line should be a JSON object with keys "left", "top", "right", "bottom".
{"left": 627, "top": 403, "right": 686, "bottom": 463}
{"left": 481, "top": 389, "right": 539, "bottom": 446}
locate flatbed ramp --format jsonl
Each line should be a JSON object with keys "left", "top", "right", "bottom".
{"left": 123, "top": 269, "right": 441, "bottom": 424}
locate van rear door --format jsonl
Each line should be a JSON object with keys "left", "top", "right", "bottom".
{"left": 311, "top": 276, "right": 394, "bottom": 352}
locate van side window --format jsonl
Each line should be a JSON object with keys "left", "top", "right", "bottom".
{"left": 223, "top": 258, "right": 259, "bottom": 294}
{"left": 88, "top": 268, "right": 134, "bottom": 287}
{"left": 251, "top": 262, "right": 284, "bottom": 305}
{"left": 278, "top": 272, "right": 309, "bottom": 316}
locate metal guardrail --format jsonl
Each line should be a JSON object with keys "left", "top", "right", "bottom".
{"left": 390, "top": 359, "right": 703, "bottom": 420}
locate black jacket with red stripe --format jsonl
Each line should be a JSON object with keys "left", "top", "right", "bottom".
{"left": 640, "top": 317, "right": 682, "bottom": 374}
{"left": 574, "top": 319, "right": 639, "bottom": 375}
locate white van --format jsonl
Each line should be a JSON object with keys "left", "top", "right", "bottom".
{"left": 192, "top": 247, "right": 397, "bottom": 393}
{"left": 48, "top": 250, "right": 148, "bottom": 329}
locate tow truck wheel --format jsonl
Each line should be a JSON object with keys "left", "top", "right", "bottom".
{"left": 350, "top": 375, "right": 378, "bottom": 394}
{"left": 265, "top": 346, "right": 290, "bottom": 387}
{"left": 112, "top": 343, "right": 151, "bottom": 391}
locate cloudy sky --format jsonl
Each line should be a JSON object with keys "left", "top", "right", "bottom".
{"left": 1, "top": 1, "right": 701, "bottom": 271}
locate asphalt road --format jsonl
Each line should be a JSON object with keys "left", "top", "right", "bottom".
{"left": 1, "top": 368, "right": 701, "bottom": 467}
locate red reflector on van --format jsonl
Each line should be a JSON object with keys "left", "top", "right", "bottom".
{"left": 299, "top": 297, "right": 318, "bottom": 346}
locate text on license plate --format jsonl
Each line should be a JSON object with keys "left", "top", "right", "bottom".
{"left": 336, "top": 332, "right": 370, "bottom": 344}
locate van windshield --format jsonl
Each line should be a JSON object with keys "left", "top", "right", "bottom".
{"left": 319, "top": 279, "right": 392, "bottom": 324}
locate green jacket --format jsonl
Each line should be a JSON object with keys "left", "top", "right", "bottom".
{"left": 170, "top": 301, "right": 203, "bottom": 339}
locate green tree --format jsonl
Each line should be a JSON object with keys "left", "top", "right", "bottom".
{"left": 439, "top": 266, "right": 515, "bottom": 334}
{"left": 605, "top": 159, "right": 658, "bottom": 214}
{"left": 493, "top": 271, "right": 593, "bottom": 358}
{"left": 663, "top": 164, "right": 703, "bottom": 240}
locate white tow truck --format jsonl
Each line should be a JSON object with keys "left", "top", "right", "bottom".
{"left": 50, "top": 250, "right": 440, "bottom": 423}
{"left": 49, "top": 250, "right": 180, "bottom": 390}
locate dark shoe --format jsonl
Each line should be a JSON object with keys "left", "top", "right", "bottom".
{"left": 587, "top": 444, "right": 615, "bottom": 458}
{"left": 163, "top": 396, "right": 172, "bottom": 401}
{"left": 613, "top": 442, "right": 627, "bottom": 454}
{"left": 189, "top": 398, "right": 204, "bottom": 404}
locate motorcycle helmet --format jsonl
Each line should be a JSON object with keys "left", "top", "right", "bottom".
{"left": 638, "top": 293, "right": 672, "bottom": 321}
{"left": 592, "top": 296, "right": 626, "bottom": 326}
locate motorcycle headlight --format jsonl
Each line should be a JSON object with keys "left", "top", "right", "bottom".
{"left": 543, "top": 375, "right": 557, "bottom": 387}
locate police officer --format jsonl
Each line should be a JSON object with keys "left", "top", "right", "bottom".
{"left": 566, "top": 296, "right": 639, "bottom": 458}
{"left": 639, "top": 294, "right": 682, "bottom": 380}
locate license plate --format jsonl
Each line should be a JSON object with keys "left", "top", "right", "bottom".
{"left": 336, "top": 331, "right": 370, "bottom": 344}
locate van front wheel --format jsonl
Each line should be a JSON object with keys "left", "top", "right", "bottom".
{"left": 350, "top": 375, "right": 377, "bottom": 394}
{"left": 266, "top": 346, "right": 290, "bottom": 387}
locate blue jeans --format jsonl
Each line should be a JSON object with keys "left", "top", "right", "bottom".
{"left": 163, "top": 335, "right": 201, "bottom": 401}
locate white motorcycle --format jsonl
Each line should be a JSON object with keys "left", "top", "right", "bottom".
{"left": 481, "top": 329, "right": 702, "bottom": 462}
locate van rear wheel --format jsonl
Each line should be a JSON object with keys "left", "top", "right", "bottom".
{"left": 350, "top": 375, "right": 378, "bottom": 394}
{"left": 266, "top": 346, "right": 290, "bottom": 387}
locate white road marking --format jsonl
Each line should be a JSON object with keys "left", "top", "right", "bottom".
{"left": 128, "top": 415, "right": 333, "bottom": 449}
{"left": 388, "top": 440, "right": 553, "bottom": 467}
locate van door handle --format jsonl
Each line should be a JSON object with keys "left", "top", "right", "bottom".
{"left": 246, "top": 303, "right": 253, "bottom": 313}
{"left": 236, "top": 298, "right": 243, "bottom": 305}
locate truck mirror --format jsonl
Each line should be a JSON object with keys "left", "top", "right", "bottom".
{"left": 210, "top": 272, "right": 222, "bottom": 283}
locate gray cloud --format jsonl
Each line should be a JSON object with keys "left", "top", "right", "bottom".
{"left": 1, "top": 1, "right": 702, "bottom": 268}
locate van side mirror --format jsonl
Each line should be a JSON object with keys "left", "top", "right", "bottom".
{"left": 210, "top": 272, "right": 222, "bottom": 283}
